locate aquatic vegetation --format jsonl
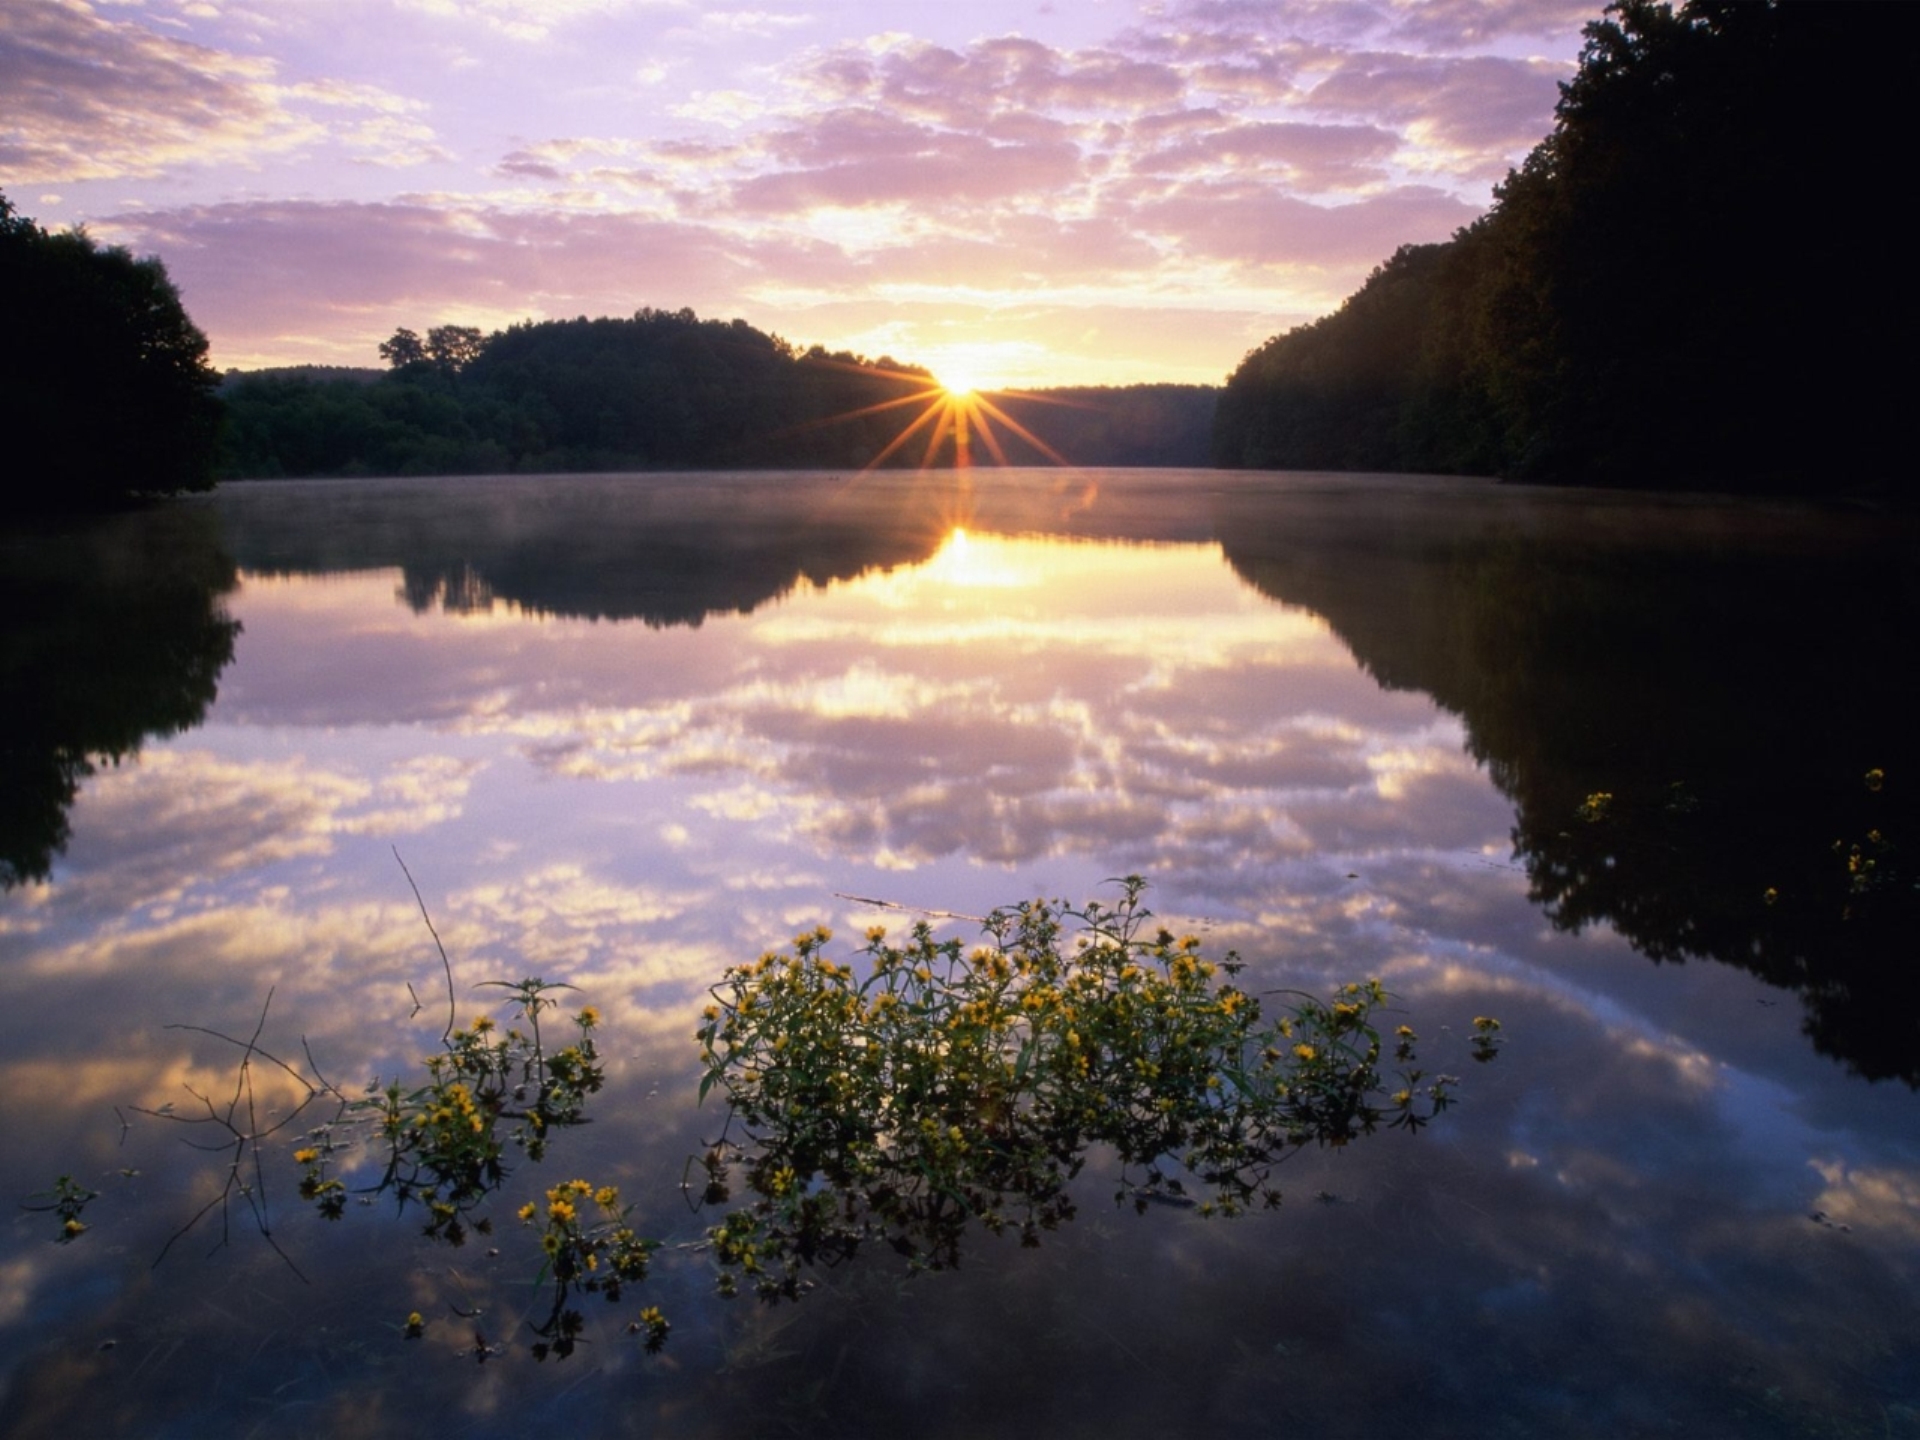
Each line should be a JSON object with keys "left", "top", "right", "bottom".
{"left": 52, "top": 968, "right": 656, "bottom": 1360}
{"left": 694, "top": 878, "right": 1495, "bottom": 1300}
{"left": 23, "top": 1174, "right": 97, "bottom": 1242}
{"left": 294, "top": 979, "right": 604, "bottom": 1243}
{"left": 30, "top": 877, "right": 1502, "bottom": 1360}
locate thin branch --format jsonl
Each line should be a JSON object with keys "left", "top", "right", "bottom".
{"left": 395, "top": 848, "right": 456, "bottom": 1042}
{"left": 832, "top": 892, "right": 986, "bottom": 924}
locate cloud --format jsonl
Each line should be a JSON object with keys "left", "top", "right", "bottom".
{"left": 1304, "top": 51, "right": 1569, "bottom": 158}
{"left": 391, "top": 0, "right": 692, "bottom": 44}
{"left": 99, "top": 198, "right": 841, "bottom": 362}
{"left": 47, "top": 748, "right": 477, "bottom": 918}
{"left": 801, "top": 35, "right": 1186, "bottom": 128}
{"left": 1381, "top": 0, "right": 1599, "bottom": 50}
{"left": 0, "top": 0, "right": 438, "bottom": 181}
{"left": 1127, "top": 180, "right": 1481, "bottom": 270}
{"left": 1130, "top": 117, "right": 1401, "bottom": 190}
{"left": 22, "top": 0, "right": 1588, "bottom": 379}
{"left": 734, "top": 109, "right": 1084, "bottom": 214}
{"left": 700, "top": 9, "right": 811, "bottom": 39}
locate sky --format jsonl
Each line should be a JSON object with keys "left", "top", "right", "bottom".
{"left": 3, "top": 0, "right": 1595, "bottom": 387}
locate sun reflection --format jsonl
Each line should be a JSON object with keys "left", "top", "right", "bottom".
{"left": 922, "top": 527, "right": 1042, "bottom": 590}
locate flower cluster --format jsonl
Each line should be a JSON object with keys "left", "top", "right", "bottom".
{"left": 295, "top": 980, "right": 603, "bottom": 1244}
{"left": 515, "top": 1178, "right": 661, "bottom": 1360}
{"left": 694, "top": 878, "right": 1487, "bottom": 1298}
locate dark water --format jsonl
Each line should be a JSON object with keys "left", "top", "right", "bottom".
{"left": 2, "top": 470, "right": 1915, "bottom": 1438}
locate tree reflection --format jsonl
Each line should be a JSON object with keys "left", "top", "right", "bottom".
{"left": 0, "top": 504, "right": 239, "bottom": 885}
{"left": 215, "top": 475, "right": 962, "bottom": 627}
{"left": 1220, "top": 487, "right": 1919, "bottom": 1082}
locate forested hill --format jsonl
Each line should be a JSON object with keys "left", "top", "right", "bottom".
{"left": 1213, "top": 0, "right": 1915, "bottom": 497}
{"left": 218, "top": 310, "right": 1215, "bottom": 478}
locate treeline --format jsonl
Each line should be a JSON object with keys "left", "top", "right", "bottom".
{"left": 219, "top": 312, "right": 1216, "bottom": 478}
{"left": 1214, "top": 1, "right": 1913, "bottom": 495}
{"left": 220, "top": 311, "right": 935, "bottom": 477}
{"left": 1, "top": 193, "right": 221, "bottom": 510}
{"left": 985, "top": 386, "right": 1215, "bottom": 468}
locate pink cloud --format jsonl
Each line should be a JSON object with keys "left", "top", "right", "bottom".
{"left": 1128, "top": 180, "right": 1479, "bottom": 269}
{"left": 802, "top": 35, "right": 1186, "bottom": 130}
{"left": 1131, "top": 119, "right": 1400, "bottom": 190}
{"left": 102, "top": 199, "right": 847, "bottom": 362}
{"left": 0, "top": 0, "right": 430, "bottom": 181}
{"left": 734, "top": 110, "right": 1083, "bottom": 213}
{"left": 1305, "top": 52, "right": 1567, "bottom": 153}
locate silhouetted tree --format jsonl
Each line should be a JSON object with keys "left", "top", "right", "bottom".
{"left": 426, "top": 324, "right": 485, "bottom": 373}
{"left": 0, "top": 191, "right": 221, "bottom": 510}
{"left": 379, "top": 327, "right": 427, "bottom": 368}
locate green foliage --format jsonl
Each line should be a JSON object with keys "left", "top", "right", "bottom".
{"left": 1214, "top": 1, "right": 1913, "bottom": 495}
{"left": 109, "top": 971, "right": 665, "bottom": 1360}
{"left": 0, "top": 191, "right": 221, "bottom": 510}
{"left": 293, "top": 981, "right": 603, "bottom": 1242}
{"left": 512, "top": 1179, "right": 666, "bottom": 1359}
{"left": 694, "top": 879, "right": 1494, "bottom": 1299}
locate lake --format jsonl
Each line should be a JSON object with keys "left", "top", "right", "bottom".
{"left": 2, "top": 469, "right": 1916, "bottom": 1438}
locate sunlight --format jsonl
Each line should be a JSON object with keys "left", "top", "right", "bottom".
{"left": 921, "top": 527, "right": 1037, "bottom": 589}
{"left": 781, "top": 353, "right": 1090, "bottom": 474}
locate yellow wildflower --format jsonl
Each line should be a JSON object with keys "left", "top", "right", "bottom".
{"left": 578, "top": 1006, "right": 601, "bottom": 1028}
{"left": 293, "top": 1148, "right": 319, "bottom": 1166}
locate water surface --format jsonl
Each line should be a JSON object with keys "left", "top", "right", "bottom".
{"left": 2, "top": 470, "right": 1915, "bottom": 1437}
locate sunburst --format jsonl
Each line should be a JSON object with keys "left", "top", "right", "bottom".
{"left": 779, "top": 355, "right": 1096, "bottom": 474}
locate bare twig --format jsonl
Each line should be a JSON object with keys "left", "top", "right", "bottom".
{"left": 832, "top": 892, "right": 986, "bottom": 924}
{"left": 395, "top": 847, "right": 456, "bottom": 1041}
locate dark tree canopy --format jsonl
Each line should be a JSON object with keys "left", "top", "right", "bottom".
{"left": 1215, "top": 1, "right": 1916, "bottom": 496}
{"left": 221, "top": 308, "right": 1214, "bottom": 477}
{"left": 0, "top": 192, "right": 222, "bottom": 511}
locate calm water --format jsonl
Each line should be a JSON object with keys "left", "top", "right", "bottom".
{"left": 2, "top": 470, "right": 1916, "bottom": 1438}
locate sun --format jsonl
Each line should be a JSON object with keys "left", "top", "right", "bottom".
{"left": 783, "top": 353, "right": 1087, "bottom": 471}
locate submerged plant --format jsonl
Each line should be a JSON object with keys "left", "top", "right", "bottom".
{"left": 514, "top": 1178, "right": 664, "bottom": 1359}
{"left": 694, "top": 878, "right": 1496, "bottom": 1300}
{"left": 294, "top": 980, "right": 604, "bottom": 1244}
{"left": 45, "top": 857, "right": 673, "bottom": 1360}
{"left": 23, "top": 1174, "right": 98, "bottom": 1243}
